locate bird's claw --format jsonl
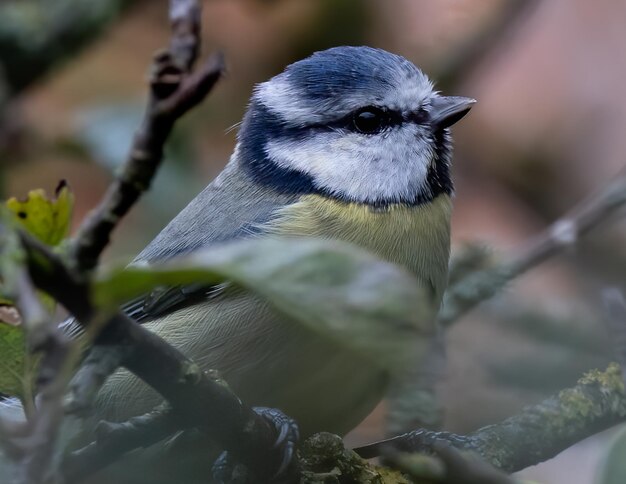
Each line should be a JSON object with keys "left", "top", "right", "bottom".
{"left": 211, "top": 406, "right": 300, "bottom": 483}
{"left": 259, "top": 406, "right": 299, "bottom": 477}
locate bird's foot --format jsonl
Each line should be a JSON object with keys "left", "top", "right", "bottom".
{"left": 212, "top": 406, "right": 300, "bottom": 483}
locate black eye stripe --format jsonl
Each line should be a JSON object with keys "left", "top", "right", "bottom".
{"left": 264, "top": 105, "right": 427, "bottom": 136}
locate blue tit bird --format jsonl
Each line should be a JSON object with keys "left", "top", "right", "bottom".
{"left": 2, "top": 45, "right": 474, "bottom": 481}
{"left": 95, "top": 46, "right": 474, "bottom": 438}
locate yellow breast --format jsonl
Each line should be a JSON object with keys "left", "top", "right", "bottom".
{"left": 267, "top": 194, "right": 452, "bottom": 307}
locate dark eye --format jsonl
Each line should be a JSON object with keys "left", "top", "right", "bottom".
{"left": 352, "top": 107, "right": 389, "bottom": 134}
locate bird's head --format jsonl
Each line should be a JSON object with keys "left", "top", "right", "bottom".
{"left": 238, "top": 46, "right": 474, "bottom": 207}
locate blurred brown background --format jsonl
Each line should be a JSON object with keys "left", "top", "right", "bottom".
{"left": 2, "top": 1, "right": 626, "bottom": 482}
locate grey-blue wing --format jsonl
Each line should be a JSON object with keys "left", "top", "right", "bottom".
{"left": 136, "top": 158, "right": 297, "bottom": 263}
{"left": 62, "top": 158, "right": 299, "bottom": 335}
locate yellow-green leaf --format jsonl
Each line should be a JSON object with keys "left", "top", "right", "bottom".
{"left": 5, "top": 180, "right": 74, "bottom": 246}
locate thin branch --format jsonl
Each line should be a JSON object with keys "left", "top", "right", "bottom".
{"left": 69, "top": 0, "right": 224, "bottom": 273}
{"left": 64, "top": 346, "right": 130, "bottom": 415}
{"left": 62, "top": 405, "right": 181, "bottom": 482}
{"left": 440, "top": 168, "right": 626, "bottom": 326}
{"left": 356, "top": 364, "right": 626, "bottom": 473}
{"left": 168, "top": 0, "right": 201, "bottom": 71}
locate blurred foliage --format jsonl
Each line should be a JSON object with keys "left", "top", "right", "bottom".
{"left": 74, "top": 102, "right": 194, "bottom": 171}
{"left": 94, "top": 237, "right": 432, "bottom": 372}
{"left": 0, "top": 0, "right": 133, "bottom": 96}
{"left": 75, "top": 104, "right": 145, "bottom": 172}
{"left": 0, "top": 0, "right": 135, "bottom": 198}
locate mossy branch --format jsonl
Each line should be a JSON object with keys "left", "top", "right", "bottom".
{"left": 357, "top": 364, "right": 626, "bottom": 473}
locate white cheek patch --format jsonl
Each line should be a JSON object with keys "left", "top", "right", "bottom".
{"left": 265, "top": 126, "right": 435, "bottom": 204}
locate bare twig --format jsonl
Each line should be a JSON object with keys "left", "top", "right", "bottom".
{"left": 440, "top": 168, "right": 626, "bottom": 326}
{"left": 58, "top": 0, "right": 224, "bottom": 434}
{"left": 357, "top": 364, "right": 626, "bottom": 473}
{"left": 64, "top": 346, "right": 130, "bottom": 415}
{"left": 69, "top": 0, "right": 224, "bottom": 272}
{"left": 62, "top": 405, "right": 181, "bottom": 482}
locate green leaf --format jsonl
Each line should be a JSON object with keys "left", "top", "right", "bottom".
{"left": 5, "top": 180, "right": 74, "bottom": 246}
{"left": 597, "top": 424, "right": 626, "bottom": 484}
{"left": 0, "top": 321, "right": 26, "bottom": 397}
{"left": 93, "top": 238, "right": 433, "bottom": 371}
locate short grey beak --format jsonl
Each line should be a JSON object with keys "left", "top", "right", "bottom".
{"left": 429, "top": 96, "right": 476, "bottom": 129}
